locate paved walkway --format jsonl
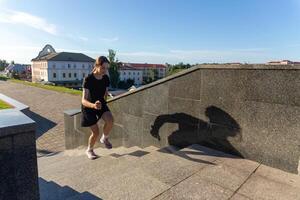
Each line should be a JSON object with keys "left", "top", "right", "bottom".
{"left": 0, "top": 80, "right": 81, "bottom": 153}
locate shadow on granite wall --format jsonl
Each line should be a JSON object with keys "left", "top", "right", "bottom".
{"left": 150, "top": 106, "right": 242, "bottom": 157}
{"left": 23, "top": 110, "right": 57, "bottom": 138}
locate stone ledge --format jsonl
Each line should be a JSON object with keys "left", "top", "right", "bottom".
{"left": 0, "top": 94, "right": 35, "bottom": 137}
{"left": 0, "top": 93, "right": 29, "bottom": 111}
{"left": 0, "top": 109, "right": 36, "bottom": 137}
{"left": 64, "top": 109, "right": 81, "bottom": 116}
{"left": 107, "top": 64, "right": 300, "bottom": 103}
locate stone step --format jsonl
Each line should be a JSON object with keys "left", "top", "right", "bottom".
{"left": 37, "top": 152, "right": 66, "bottom": 169}
{"left": 38, "top": 146, "right": 142, "bottom": 174}
{"left": 177, "top": 144, "right": 259, "bottom": 174}
{"left": 63, "top": 155, "right": 170, "bottom": 200}
{"left": 39, "top": 179, "right": 80, "bottom": 200}
{"left": 141, "top": 145, "right": 160, "bottom": 152}
{"left": 39, "top": 146, "right": 143, "bottom": 180}
{"left": 121, "top": 146, "right": 212, "bottom": 186}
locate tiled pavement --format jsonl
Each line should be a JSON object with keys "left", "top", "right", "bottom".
{"left": 0, "top": 80, "right": 81, "bottom": 153}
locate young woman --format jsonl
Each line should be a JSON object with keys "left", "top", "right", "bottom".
{"left": 81, "top": 56, "right": 114, "bottom": 159}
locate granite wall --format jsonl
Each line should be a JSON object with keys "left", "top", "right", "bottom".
{"left": 0, "top": 110, "right": 39, "bottom": 200}
{"left": 64, "top": 64, "right": 300, "bottom": 174}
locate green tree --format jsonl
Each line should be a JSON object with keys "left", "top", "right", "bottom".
{"left": 126, "top": 78, "right": 134, "bottom": 87}
{"left": 148, "top": 68, "right": 155, "bottom": 81}
{"left": 0, "top": 59, "right": 9, "bottom": 71}
{"left": 107, "top": 49, "right": 120, "bottom": 88}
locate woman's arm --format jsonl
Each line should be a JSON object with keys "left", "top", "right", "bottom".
{"left": 104, "top": 87, "right": 108, "bottom": 101}
{"left": 82, "top": 88, "right": 96, "bottom": 109}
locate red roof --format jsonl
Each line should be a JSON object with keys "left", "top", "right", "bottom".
{"left": 122, "top": 63, "right": 166, "bottom": 69}
{"left": 119, "top": 65, "right": 142, "bottom": 71}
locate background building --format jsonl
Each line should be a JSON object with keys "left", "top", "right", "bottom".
{"left": 266, "top": 60, "right": 300, "bottom": 65}
{"left": 5, "top": 63, "right": 30, "bottom": 74}
{"left": 119, "top": 65, "right": 143, "bottom": 85}
{"left": 119, "top": 62, "right": 166, "bottom": 85}
{"left": 31, "top": 44, "right": 95, "bottom": 88}
{"left": 122, "top": 63, "right": 166, "bottom": 80}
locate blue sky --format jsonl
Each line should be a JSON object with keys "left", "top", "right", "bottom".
{"left": 0, "top": 0, "right": 300, "bottom": 64}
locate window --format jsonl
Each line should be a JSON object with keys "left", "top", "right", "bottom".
{"left": 133, "top": 72, "right": 135, "bottom": 75}
{"left": 123, "top": 72, "right": 125, "bottom": 75}
{"left": 63, "top": 73, "right": 66, "bottom": 78}
{"left": 68, "top": 64, "right": 71, "bottom": 68}
{"left": 74, "top": 73, "right": 77, "bottom": 78}
{"left": 160, "top": 68, "right": 164, "bottom": 71}
{"left": 129, "top": 72, "right": 131, "bottom": 75}
{"left": 83, "top": 73, "right": 85, "bottom": 78}
{"left": 137, "top": 78, "right": 139, "bottom": 80}
{"left": 82, "top": 64, "right": 85, "bottom": 69}
{"left": 137, "top": 72, "right": 139, "bottom": 75}
{"left": 53, "top": 73, "right": 56, "bottom": 78}
{"left": 73, "top": 64, "right": 76, "bottom": 68}
{"left": 69, "top": 73, "right": 71, "bottom": 78}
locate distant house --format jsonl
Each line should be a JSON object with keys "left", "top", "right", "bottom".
{"left": 124, "top": 63, "right": 167, "bottom": 80}
{"left": 119, "top": 62, "right": 166, "bottom": 85}
{"left": 266, "top": 60, "right": 294, "bottom": 65}
{"left": 119, "top": 65, "right": 143, "bottom": 85}
{"left": 5, "top": 64, "right": 30, "bottom": 74}
{"left": 31, "top": 44, "right": 95, "bottom": 88}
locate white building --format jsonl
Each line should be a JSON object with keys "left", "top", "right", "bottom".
{"left": 31, "top": 44, "right": 95, "bottom": 87}
{"left": 119, "top": 63, "right": 166, "bottom": 85}
{"left": 119, "top": 65, "right": 143, "bottom": 85}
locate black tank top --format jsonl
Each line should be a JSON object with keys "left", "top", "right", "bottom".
{"left": 81, "top": 73, "right": 110, "bottom": 108}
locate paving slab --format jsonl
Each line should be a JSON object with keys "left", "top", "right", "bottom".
{"left": 238, "top": 174, "right": 300, "bottom": 200}
{"left": 230, "top": 193, "right": 252, "bottom": 200}
{"left": 154, "top": 173, "right": 233, "bottom": 200}
{"left": 86, "top": 168, "right": 170, "bottom": 200}
{"left": 254, "top": 164, "right": 300, "bottom": 188}
{"left": 195, "top": 162, "right": 252, "bottom": 191}
{"left": 134, "top": 150, "right": 209, "bottom": 186}
{"left": 52, "top": 155, "right": 140, "bottom": 193}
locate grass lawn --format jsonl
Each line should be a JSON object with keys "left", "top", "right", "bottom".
{"left": 0, "top": 75, "right": 9, "bottom": 81}
{"left": 9, "top": 79, "right": 83, "bottom": 96}
{"left": 6, "top": 78, "right": 112, "bottom": 100}
{"left": 0, "top": 99, "right": 12, "bottom": 109}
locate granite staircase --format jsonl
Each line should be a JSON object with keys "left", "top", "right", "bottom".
{"left": 38, "top": 144, "right": 300, "bottom": 200}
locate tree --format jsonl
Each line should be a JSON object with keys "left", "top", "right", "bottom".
{"left": 126, "top": 78, "right": 134, "bottom": 87}
{"left": 148, "top": 68, "right": 155, "bottom": 81}
{"left": 107, "top": 49, "right": 120, "bottom": 88}
{"left": 0, "top": 59, "right": 9, "bottom": 71}
{"left": 166, "top": 62, "right": 194, "bottom": 76}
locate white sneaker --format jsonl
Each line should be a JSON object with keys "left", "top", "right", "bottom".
{"left": 85, "top": 149, "right": 98, "bottom": 160}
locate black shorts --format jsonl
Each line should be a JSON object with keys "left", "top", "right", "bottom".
{"left": 81, "top": 104, "right": 110, "bottom": 127}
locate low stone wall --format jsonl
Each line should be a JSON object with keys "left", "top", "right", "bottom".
{"left": 0, "top": 94, "right": 39, "bottom": 200}
{"left": 64, "top": 64, "right": 300, "bottom": 174}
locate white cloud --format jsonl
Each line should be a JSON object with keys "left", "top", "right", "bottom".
{"left": 66, "top": 34, "right": 89, "bottom": 42}
{"left": 0, "top": 43, "right": 271, "bottom": 65}
{"left": 98, "top": 36, "right": 119, "bottom": 43}
{"left": 78, "top": 36, "right": 88, "bottom": 41}
{"left": 0, "top": 9, "right": 58, "bottom": 35}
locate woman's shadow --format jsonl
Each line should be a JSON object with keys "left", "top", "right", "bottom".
{"left": 150, "top": 106, "right": 243, "bottom": 158}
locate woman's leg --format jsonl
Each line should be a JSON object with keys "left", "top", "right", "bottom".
{"left": 88, "top": 123, "right": 100, "bottom": 150}
{"left": 100, "top": 111, "right": 114, "bottom": 148}
{"left": 102, "top": 111, "right": 114, "bottom": 137}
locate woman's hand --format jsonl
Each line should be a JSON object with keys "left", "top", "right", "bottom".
{"left": 94, "top": 100, "right": 102, "bottom": 110}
